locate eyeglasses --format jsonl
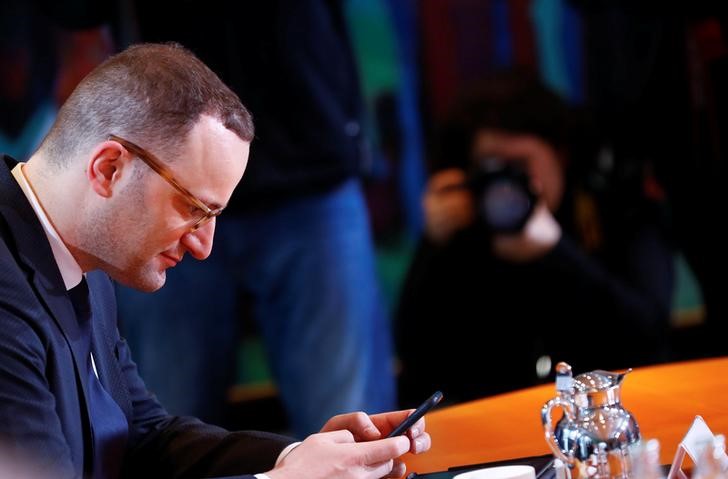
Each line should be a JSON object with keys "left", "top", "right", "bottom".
{"left": 108, "top": 134, "right": 223, "bottom": 232}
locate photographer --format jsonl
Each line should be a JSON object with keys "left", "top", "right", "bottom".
{"left": 396, "top": 71, "right": 675, "bottom": 406}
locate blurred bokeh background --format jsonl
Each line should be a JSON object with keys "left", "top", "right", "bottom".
{"left": 2, "top": 0, "right": 726, "bottom": 436}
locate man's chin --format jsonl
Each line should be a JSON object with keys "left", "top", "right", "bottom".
{"left": 115, "top": 269, "right": 166, "bottom": 293}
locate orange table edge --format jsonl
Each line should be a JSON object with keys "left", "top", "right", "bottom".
{"left": 403, "top": 357, "right": 728, "bottom": 475}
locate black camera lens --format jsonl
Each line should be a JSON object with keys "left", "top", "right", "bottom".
{"left": 468, "top": 157, "right": 536, "bottom": 233}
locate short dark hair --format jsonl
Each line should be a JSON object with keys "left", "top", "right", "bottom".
{"left": 436, "top": 69, "right": 578, "bottom": 172}
{"left": 39, "top": 42, "right": 253, "bottom": 166}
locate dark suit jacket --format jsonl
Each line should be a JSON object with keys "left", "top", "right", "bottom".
{"left": 0, "top": 155, "right": 293, "bottom": 478}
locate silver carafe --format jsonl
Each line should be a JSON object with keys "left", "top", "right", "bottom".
{"left": 541, "top": 362, "right": 641, "bottom": 479}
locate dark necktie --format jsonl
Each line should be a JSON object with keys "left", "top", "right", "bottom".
{"left": 68, "top": 278, "right": 128, "bottom": 479}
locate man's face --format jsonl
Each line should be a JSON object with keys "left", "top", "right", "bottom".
{"left": 87, "top": 115, "right": 249, "bottom": 292}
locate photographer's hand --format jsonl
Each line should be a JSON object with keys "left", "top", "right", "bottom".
{"left": 423, "top": 169, "right": 475, "bottom": 244}
{"left": 491, "top": 201, "right": 561, "bottom": 262}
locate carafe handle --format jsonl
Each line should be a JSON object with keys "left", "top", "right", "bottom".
{"left": 541, "top": 397, "right": 575, "bottom": 466}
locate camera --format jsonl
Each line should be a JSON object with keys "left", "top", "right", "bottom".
{"left": 467, "top": 156, "right": 536, "bottom": 233}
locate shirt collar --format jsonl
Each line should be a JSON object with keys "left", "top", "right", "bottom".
{"left": 11, "top": 162, "right": 84, "bottom": 291}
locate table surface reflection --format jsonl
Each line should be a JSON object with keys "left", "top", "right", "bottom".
{"left": 402, "top": 357, "right": 728, "bottom": 474}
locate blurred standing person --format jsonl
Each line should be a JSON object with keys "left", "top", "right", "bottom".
{"left": 0, "top": 0, "right": 112, "bottom": 161}
{"left": 115, "top": 0, "right": 396, "bottom": 436}
{"left": 396, "top": 71, "right": 675, "bottom": 406}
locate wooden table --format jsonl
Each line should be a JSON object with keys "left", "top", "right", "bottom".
{"left": 403, "top": 357, "right": 728, "bottom": 474}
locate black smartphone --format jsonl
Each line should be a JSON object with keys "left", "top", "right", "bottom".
{"left": 387, "top": 391, "right": 444, "bottom": 438}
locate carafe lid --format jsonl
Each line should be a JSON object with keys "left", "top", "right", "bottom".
{"left": 573, "top": 369, "right": 631, "bottom": 393}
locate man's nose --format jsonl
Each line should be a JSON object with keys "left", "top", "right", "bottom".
{"left": 181, "top": 218, "right": 216, "bottom": 260}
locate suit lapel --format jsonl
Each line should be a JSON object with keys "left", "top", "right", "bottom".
{"left": 0, "top": 155, "right": 95, "bottom": 444}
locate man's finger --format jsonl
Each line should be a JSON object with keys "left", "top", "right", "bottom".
{"left": 322, "top": 429, "right": 356, "bottom": 444}
{"left": 410, "top": 432, "right": 431, "bottom": 454}
{"left": 383, "top": 459, "right": 407, "bottom": 478}
{"left": 405, "top": 417, "right": 426, "bottom": 438}
{"left": 322, "top": 411, "right": 381, "bottom": 440}
{"left": 358, "top": 436, "right": 410, "bottom": 465}
{"left": 363, "top": 459, "right": 395, "bottom": 479}
{"left": 370, "top": 410, "right": 414, "bottom": 433}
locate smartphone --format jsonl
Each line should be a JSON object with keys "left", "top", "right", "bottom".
{"left": 387, "top": 390, "right": 444, "bottom": 438}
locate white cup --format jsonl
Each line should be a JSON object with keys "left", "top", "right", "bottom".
{"left": 454, "top": 465, "right": 536, "bottom": 479}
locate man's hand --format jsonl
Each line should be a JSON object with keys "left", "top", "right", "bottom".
{"left": 321, "top": 410, "right": 431, "bottom": 454}
{"left": 423, "top": 169, "right": 475, "bottom": 244}
{"left": 264, "top": 431, "right": 411, "bottom": 479}
{"left": 266, "top": 410, "right": 432, "bottom": 479}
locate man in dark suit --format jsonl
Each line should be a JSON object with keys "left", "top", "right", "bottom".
{"left": 0, "top": 43, "right": 430, "bottom": 478}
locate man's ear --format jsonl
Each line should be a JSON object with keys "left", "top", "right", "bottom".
{"left": 86, "top": 141, "right": 133, "bottom": 198}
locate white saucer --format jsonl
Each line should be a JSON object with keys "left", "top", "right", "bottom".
{"left": 454, "top": 465, "right": 536, "bottom": 479}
